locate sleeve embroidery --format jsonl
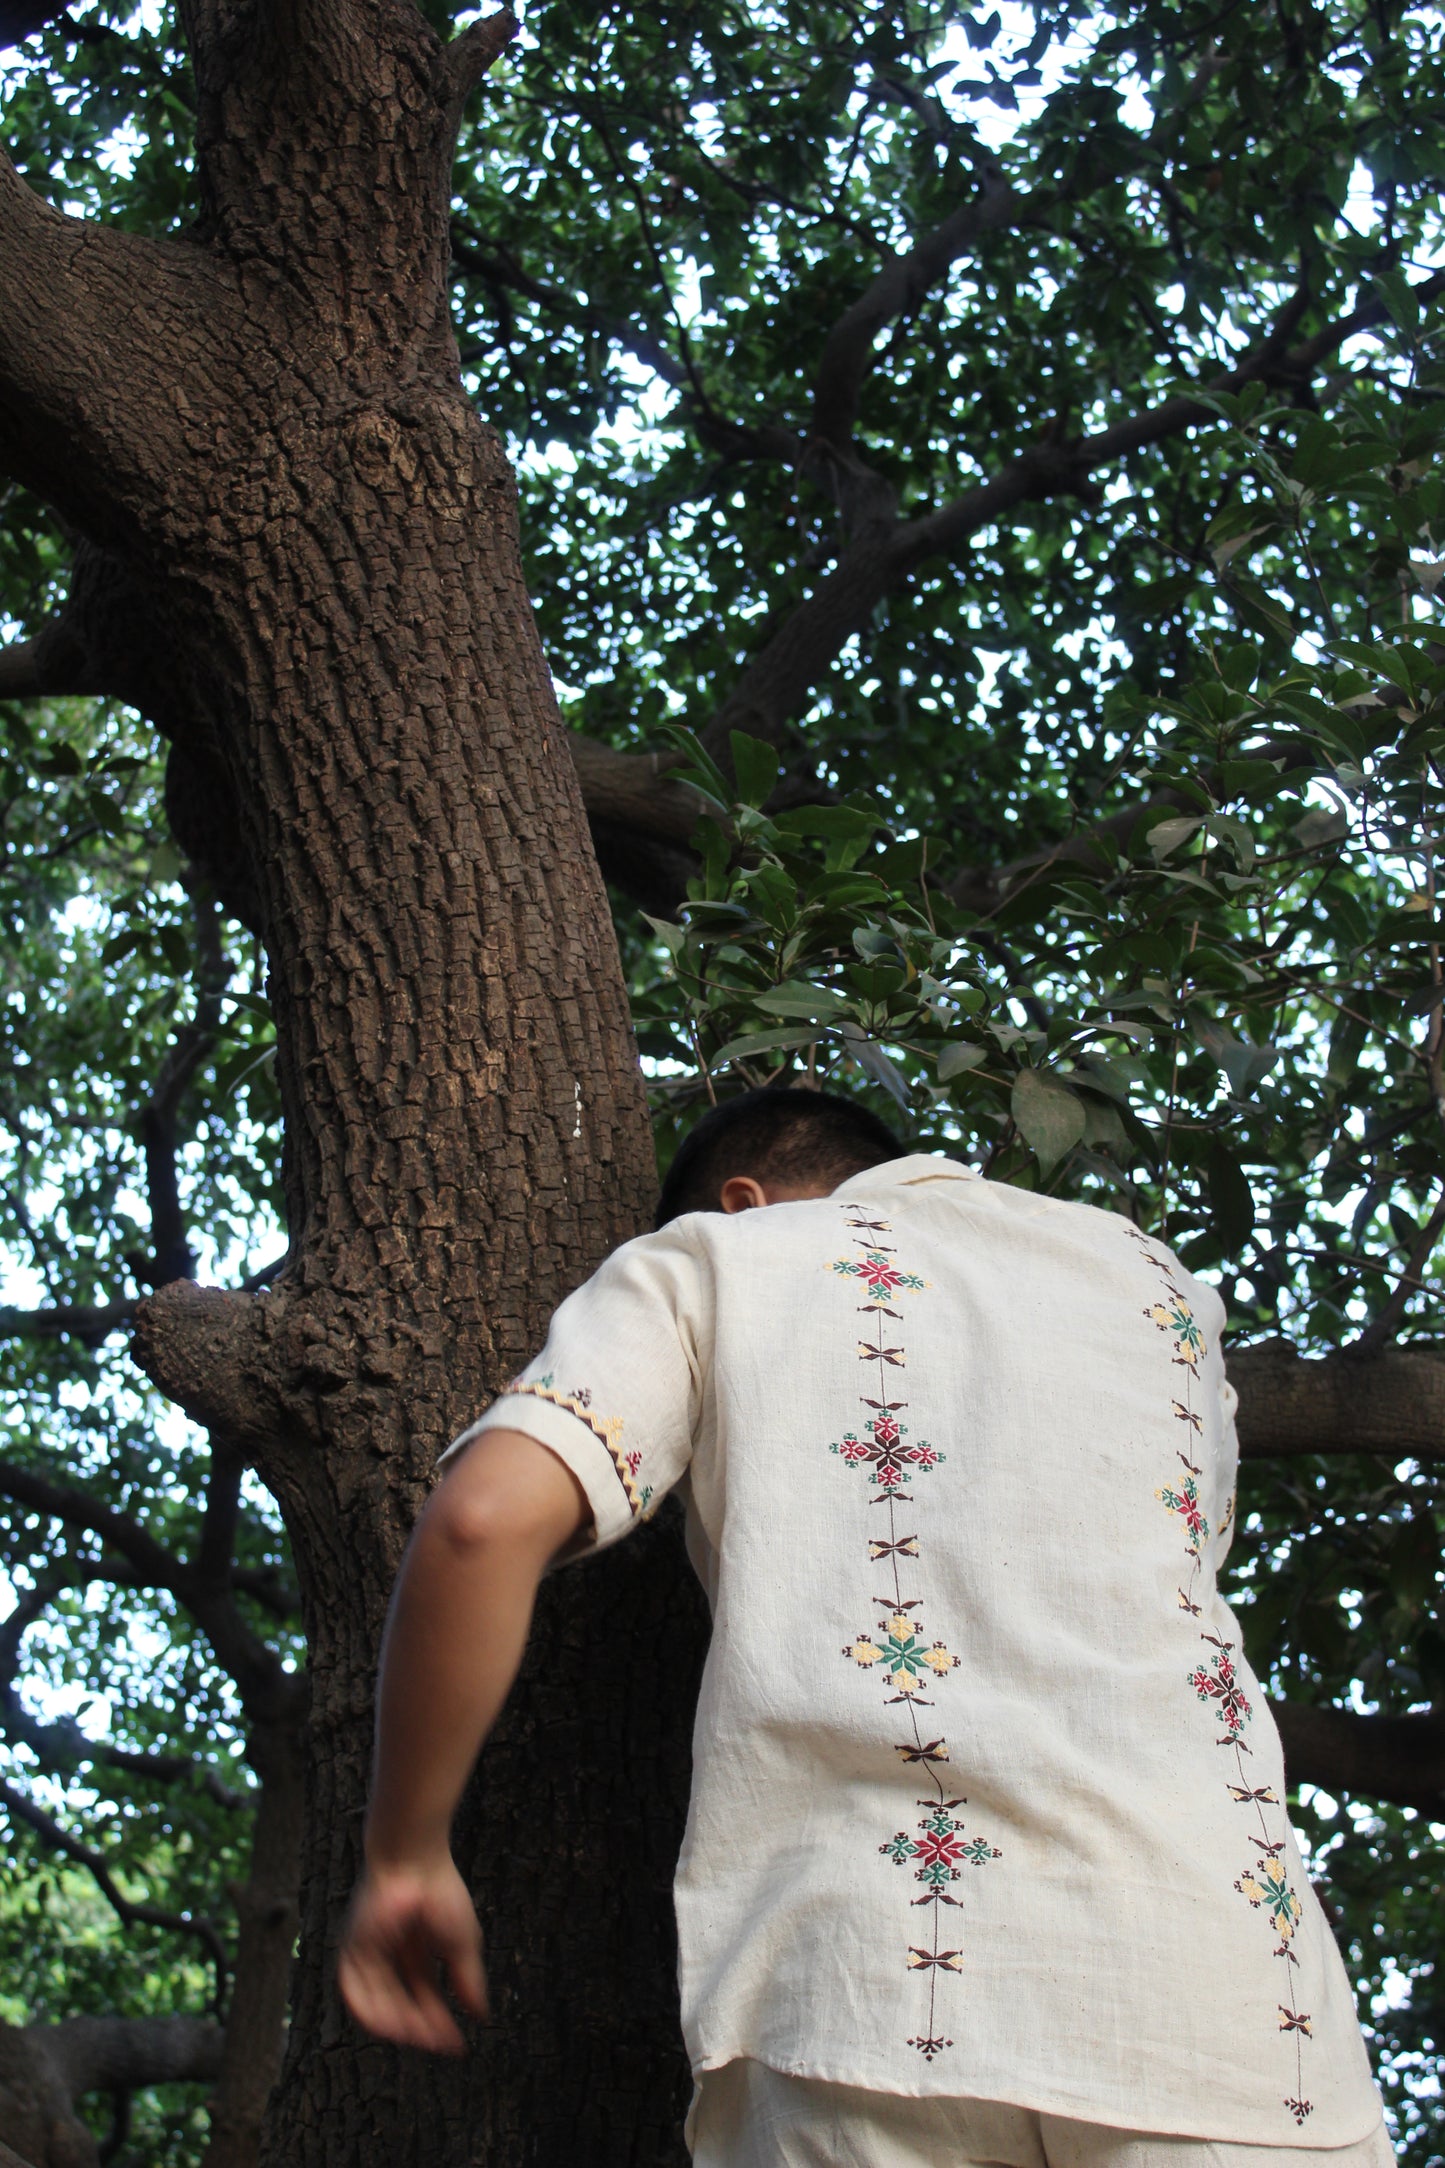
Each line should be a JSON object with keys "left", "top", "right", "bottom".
{"left": 502, "top": 1378, "right": 653, "bottom": 1517}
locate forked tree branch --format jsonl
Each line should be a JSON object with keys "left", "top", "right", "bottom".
{"left": 700, "top": 266, "right": 1445, "bottom": 758}
{"left": 811, "top": 163, "right": 1026, "bottom": 448}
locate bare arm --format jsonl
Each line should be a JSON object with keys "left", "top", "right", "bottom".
{"left": 337, "top": 1428, "right": 589, "bottom": 2052}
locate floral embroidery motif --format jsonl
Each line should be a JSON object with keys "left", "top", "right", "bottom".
{"left": 502, "top": 1377, "right": 652, "bottom": 1515}
{"left": 882, "top": 1799, "right": 1002, "bottom": 1894}
{"left": 844, "top": 1612, "right": 960, "bottom": 1698}
{"left": 830, "top": 1408, "right": 945, "bottom": 1487}
{"left": 825, "top": 1206, "right": 999, "bottom": 2065}
{"left": 1131, "top": 1226, "right": 1313, "bottom": 2126}
{"left": 833, "top": 1251, "right": 929, "bottom": 1302}
{"left": 1188, "top": 1635, "right": 1251, "bottom": 1737}
{"left": 1156, "top": 1457, "right": 1210, "bottom": 1556}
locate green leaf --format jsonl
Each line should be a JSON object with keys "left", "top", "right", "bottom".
{"left": 1148, "top": 815, "right": 1203, "bottom": 859}
{"left": 729, "top": 731, "right": 780, "bottom": 808}
{"left": 1010, "top": 1069, "right": 1086, "bottom": 1174}
{"left": 709, "top": 1028, "right": 819, "bottom": 1065}
{"left": 937, "top": 1042, "right": 987, "bottom": 1082}
{"left": 1292, "top": 805, "right": 1349, "bottom": 851}
{"left": 753, "top": 981, "right": 852, "bottom": 1022}
{"left": 641, "top": 914, "right": 685, "bottom": 956}
{"left": 1191, "top": 1015, "right": 1279, "bottom": 1098}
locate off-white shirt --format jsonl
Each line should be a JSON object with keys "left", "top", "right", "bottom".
{"left": 449, "top": 1155, "right": 1381, "bottom": 2145}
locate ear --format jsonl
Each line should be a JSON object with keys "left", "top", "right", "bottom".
{"left": 720, "top": 1175, "right": 770, "bottom": 1215}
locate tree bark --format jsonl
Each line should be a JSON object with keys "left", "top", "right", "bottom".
{"left": 203, "top": 1709, "right": 307, "bottom": 2168}
{"left": 0, "top": 2016, "right": 224, "bottom": 2168}
{"left": 1, "top": 4, "right": 701, "bottom": 2162}
{"left": 1230, "top": 1343, "right": 1445, "bottom": 1462}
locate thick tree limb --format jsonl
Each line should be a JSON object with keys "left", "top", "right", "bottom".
{"left": 0, "top": 154, "right": 232, "bottom": 541}
{"left": 1273, "top": 1702, "right": 1445, "bottom": 1818}
{"left": 0, "top": 2012, "right": 223, "bottom": 2168}
{"left": 28, "top": 2015, "right": 225, "bottom": 2102}
{"left": 442, "top": 7, "right": 516, "bottom": 120}
{"left": 1230, "top": 1342, "right": 1445, "bottom": 1462}
{"left": 201, "top": 1708, "right": 305, "bottom": 2168}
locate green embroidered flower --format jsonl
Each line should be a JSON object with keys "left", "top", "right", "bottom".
{"left": 1145, "top": 1297, "right": 1206, "bottom": 1366}
{"left": 844, "top": 1614, "right": 960, "bottom": 1695}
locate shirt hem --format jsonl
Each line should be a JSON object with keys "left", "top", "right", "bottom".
{"left": 686, "top": 2048, "right": 1386, "bottom": 2150}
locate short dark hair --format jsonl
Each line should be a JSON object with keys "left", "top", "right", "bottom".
{"left": 655, "top": 1087, "right": 902, "bottom": 1227}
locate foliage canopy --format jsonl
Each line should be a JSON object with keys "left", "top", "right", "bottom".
{"left": 0, "top": 0, "right": 1441, "bottom": 2157}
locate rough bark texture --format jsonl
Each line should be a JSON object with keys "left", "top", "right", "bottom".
{"left": 0, "top": 2016, "right": 225, "bottom": 2168}
{"left": 1230, "top": 1342, "right": 1445, "bottom": 1462}
{"left": 0, "top": 5, "right": 700, "bottom": 2162}
{"left": 203, "top": 1712, "right": 307, "bottom": 2168}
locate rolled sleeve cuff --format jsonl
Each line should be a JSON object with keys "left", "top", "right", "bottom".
{"left": 438, "top": 1391, "right": 638, "bottom": 1551}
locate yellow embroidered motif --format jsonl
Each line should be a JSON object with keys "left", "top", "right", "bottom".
{"left": 503, "top": 1380, "right": 645, "bottom": 1517}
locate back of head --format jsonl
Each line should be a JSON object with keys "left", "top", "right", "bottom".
{"left": 655, "top": 1086, "right": 902, "bottom": 1227}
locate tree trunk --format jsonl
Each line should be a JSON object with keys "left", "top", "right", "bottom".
{"left": 203, "top": 1706, "right": 307, "bottom": 2168}
{"left": 0, "top": 3, "right": 706, "bottom": 2160}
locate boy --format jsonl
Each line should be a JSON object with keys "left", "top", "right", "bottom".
{"left": 340, "top": 1089, "right": 1388, "bottom": 2166}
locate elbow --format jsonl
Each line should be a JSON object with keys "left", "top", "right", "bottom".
{"left": 422, "top": 1478, "right": 514, "bottom": 1559}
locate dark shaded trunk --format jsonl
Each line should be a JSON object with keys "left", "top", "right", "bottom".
{"left": 0, "top": 3, "right": 704, "bottom": 2159}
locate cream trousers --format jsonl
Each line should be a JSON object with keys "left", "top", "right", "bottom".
{"left": 687, "top": 2061, "right": 1395, "bottom": 2168}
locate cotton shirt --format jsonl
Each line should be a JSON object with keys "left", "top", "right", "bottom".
{"left": 448, "top": 1155, "right": 1382, "bottom": 2146}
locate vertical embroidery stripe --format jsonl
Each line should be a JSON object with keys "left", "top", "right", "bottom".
{"left": 828, "top": 1208, "right": 1000, "bottom": 2065}
{"left": 1131, "top": 1226, "right": 1313, "bottom": 2127}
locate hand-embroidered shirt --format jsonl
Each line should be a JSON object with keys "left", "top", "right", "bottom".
{"left": 446, "top": 1155, "right": 1382, "bottom": 2145}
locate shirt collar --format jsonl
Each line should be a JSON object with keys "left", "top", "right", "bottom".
{"left": 830, "top": 1152, "right": 978, "bottom": 1199}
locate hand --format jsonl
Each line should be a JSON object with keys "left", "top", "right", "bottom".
{"left": 338, "top": 1853, "right": 489, "bottom": 2053}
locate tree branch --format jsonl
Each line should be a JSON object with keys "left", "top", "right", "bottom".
{"left": 0, "top": 1299, "right": 135, "bottom": 1345}
{"left": 138, "top": 887, "right": 229, "bottom": 1288}
{"left": 1230, "top": 1342, "right": 1445, "bottom": 1461}
{"left": 0, "top": 1458, "right": 188, "bottom": 1593}
{"left": 0, "top": 1777, "right": 230, "bottom": 1997}
{"left": 441, "top": 8, "right": 516, "bottom": 137}
{"left": 0, "top": 153, "right": 229, "bottom": 539}
{"left": 701, "top": 267, "right": 1445, "bottom": 759}
{"left": 811, "top": 163, "right": 1026, "bottom": 449}
{"left": 29, "top": 2013, "right": 225, "bottom": 2102}
{"left": 0, "top": 1454, "right": 294, "bottom": 1720}
{"left": 1273, "top": 1702, "right": 1445, "bottom": 1818}
{"left": 1347, "top": 1190, "right": 1445, "bottom": 1361}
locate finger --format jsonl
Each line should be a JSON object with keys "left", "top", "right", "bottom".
{"left": 447, "top": 1933, "right": 489, "bottom": 2021}
{"left": 342, "top": 1951, "right": 465, "bottom": 2054}
{"left": 395, "top": 1937, "right": 468, "bottom": 2053}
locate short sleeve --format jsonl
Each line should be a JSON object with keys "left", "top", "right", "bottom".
{"left": 438, "top": 1224, "right": 709, "bottom": 1554}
